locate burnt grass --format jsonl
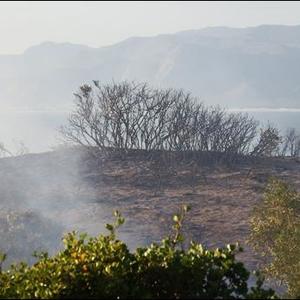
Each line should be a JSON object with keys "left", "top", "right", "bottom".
{"left": 1, "top": 147, "right": 300, "bottom": 271}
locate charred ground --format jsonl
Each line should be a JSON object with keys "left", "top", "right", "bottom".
{"left": 0, "top": 147, "right": 300, "bottom": 270}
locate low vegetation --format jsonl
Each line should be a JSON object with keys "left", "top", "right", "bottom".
{"left": 249, "top": 179, "right": 300, "bottom": 298}
{"left": 0, "top": 207, "right": 277, "bottom": 299}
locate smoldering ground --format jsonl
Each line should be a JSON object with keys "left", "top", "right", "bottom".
{"left": 1, "top": 140, "right": 300, "bottom": 283}
{"left": 0, "top": 146, "right": 157, "bottom": 267}
{"left": 0, "top": 147, "right": 100, "bottom": 266}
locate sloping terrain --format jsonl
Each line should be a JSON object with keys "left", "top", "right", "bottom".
{"left": 1, "top": 25, "right": 300, "bottom": 110}
{"left": 0, "top": 147, "right": 300, "bottom": 272}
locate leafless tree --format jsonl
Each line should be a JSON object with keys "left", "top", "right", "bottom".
{"left": 251, "top": 124, "right": 282, "bottom": 157}
{"left": 61, "top": 81, "right": 284, "bottom": 161}
{"left": 281, "top": 128, "right": 300, "bottom": 157}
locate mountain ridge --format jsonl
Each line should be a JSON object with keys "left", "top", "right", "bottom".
{"left": 1, "top": 25, "right": 300, "bottom": 109}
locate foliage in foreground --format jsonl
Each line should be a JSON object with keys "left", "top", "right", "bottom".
{"left": 249, "top": 178, "right": 300, "bottom": 298}
{"left": 0, "top": 207, "right": 277, "bottom": 299}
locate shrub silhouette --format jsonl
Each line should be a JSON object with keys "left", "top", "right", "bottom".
{"left": 61, "top": 81, "right": 268, "bottom": 157}
{"left": 0, "top": 207, "right": 277, "bottom": 299}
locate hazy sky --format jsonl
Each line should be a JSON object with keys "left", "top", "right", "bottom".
{"left": 1, "top": 1, "right": 300, "bottom": 54}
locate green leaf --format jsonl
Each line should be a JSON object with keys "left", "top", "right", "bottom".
{"left": 105, "top": 224, "right": 114, "bottom": 232}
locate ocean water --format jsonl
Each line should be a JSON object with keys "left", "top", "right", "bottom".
{"left": 236, "top": 110, "right": 300, "bottom": 132}
{"left": 0, "top": 110, "right": 300, "bottom": 153}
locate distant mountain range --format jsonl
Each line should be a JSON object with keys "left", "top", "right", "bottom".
{"left": 1, "top": 25, "right": 300, "bottom": 110}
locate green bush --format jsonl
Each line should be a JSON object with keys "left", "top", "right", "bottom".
{"left": 0, "top": 207, "right": 277, "bottom": 299}
{"left": 249, "top": 178, "right": 300, "bottom": 298}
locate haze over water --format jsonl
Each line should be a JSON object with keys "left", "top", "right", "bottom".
{"left": 1, "top": 109, "right": 300, "bottom": 153}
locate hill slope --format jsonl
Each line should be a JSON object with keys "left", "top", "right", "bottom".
{"left": 1, "top": 148, "right": 300, "bottom": 271}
